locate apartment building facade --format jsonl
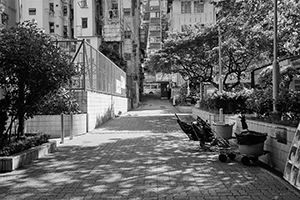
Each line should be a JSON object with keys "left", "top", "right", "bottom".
{"left": 168, "top": 0, "right": 216, "bottom": 32}
{"left": 18, "top": 0, "right": 73, "bottom": 39}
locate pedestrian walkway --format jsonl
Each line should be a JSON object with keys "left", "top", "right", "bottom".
{"left": 0, "top": 98, "right": 300, "bottom": 200}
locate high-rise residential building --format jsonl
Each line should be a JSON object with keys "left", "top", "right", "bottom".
{"left": 167, "top": 0, "right": 216, "bottom": 32}
{"left": 18, "top": 0, "right": 73, "bottom": 39}
{"left": 74, "top": 0, "right": 143, "bottom": 106}
{"left": 73, "top": 0, "right": 102, "bottom": 48}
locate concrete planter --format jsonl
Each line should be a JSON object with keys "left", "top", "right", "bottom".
{"left": 0, "top": 141, "right": 57, "bottom": 172}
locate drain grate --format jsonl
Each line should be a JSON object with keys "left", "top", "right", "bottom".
{"left": 160, "top": 106, "right": 166, "bottom": 109}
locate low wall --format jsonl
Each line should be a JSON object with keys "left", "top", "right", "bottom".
{"left": 25, "top": 114, "right": 87, "bottom": 138}
{"left": 192, "top": 107, "right": 233, "bottom": 125}
{"left": 192, "top": 107, "right": 296, "bottom": 174}
{"left": 85, "top": 91, "right": 128, "bottom": 131}
{"left": 177, "top": 106, "right": 193, "bottom": 113}
{"left": 21, "top": 91, "right": 129, "bottom": 138}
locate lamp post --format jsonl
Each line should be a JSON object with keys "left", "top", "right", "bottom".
{"left": 218, "top": 26, "right": 223, "bottom": 92}
{"left": 273, "top": 0, "right": 279, "bottom": 113}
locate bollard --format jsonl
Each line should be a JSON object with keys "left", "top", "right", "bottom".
{"left": 70, "top": 112, "right": 73, "bottom": 140}
{"left": 86, "top": 113, "right": 89, "bottom": 133}
{"left": 219, "top": 108, "right": 224, "bottom": 123}
{"left": 60, "top": 113, "right": 64, "bottom": 144}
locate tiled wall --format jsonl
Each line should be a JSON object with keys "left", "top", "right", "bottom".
{"left": 230, "top": 116, "right": 296, "bottom": 173}
{"left": 192, "top": 108, "right": 233, "bottom": 125}
{"left": 85, "top": 91, "right": 128, "bottom": 131}
{"left": 192, "top": 107, "right": 297, "bottom": 173}
{"left": 25, "top": 91, "right": 129, "bottom": 137}
{"left": 25, "top": 114, "right": 87, "bottom": 138}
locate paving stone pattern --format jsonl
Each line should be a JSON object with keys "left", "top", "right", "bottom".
{"left": 0, "top": 98, "right": 300, "bottom": 200}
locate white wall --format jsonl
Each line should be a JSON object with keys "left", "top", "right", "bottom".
{"left": 19, "top": 0, "right": 67, "bottom": 37}
{"left": 86, "top": 91, "right": 128, "bottom": 131}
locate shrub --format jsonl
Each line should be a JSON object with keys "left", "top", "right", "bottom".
{"left": 276, "top": 90, "right": 300, "bottom": 122}
{"left": 200, "top": 89, "right": 252, "bottom": 114}
{"left": 0, "top": 132, "right": 50, "bottom": 156}
{"left": 245, "top": 87, "right": 273, "bottom": 116}
{"left": 35, "top": 87, "right": 81, "bottom": 115}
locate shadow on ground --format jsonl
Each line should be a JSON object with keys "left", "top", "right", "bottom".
{"left": 0, "top": 116, "right": 298, "bottom": 200}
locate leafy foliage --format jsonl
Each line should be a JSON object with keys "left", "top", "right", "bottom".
{"left": 99, "top": 42, "right": 127, "bottom": 72}
{"left": 0, "top": 132, "right": 50, "bottom": 156}
{"left": 146, "top": 0, "right": 300, "bottom": 91}
{"left": 34, "top": 87, "right": 81, "bottom": 115}
{"left": 0, "top": 21, "right": 77, "bottom": 138}
{"left": 200, "top": 89, "right": 252, "bottom": 114}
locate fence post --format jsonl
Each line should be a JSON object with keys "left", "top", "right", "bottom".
{"left": 70, "top": 112, "right": 73, "bottom": 140}
{"left": 60, "top": 113, "right": 64, "bottom": 144}
{"left": 86, "top": 113, "right": 89, "bottom": 133}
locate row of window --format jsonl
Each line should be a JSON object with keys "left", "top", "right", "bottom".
{"left": 29, "top": 3, "right": 68, "bottom": 16}
{"left": 181, "top": 1, "right": 205, "bottom": 14}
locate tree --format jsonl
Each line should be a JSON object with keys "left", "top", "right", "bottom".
{"left": 98, "top": 42, "right": 127, "bottom": 72}
{"left": 0, "top": 21, "right": 77, "bottom": 140}
{"left": 146, "top": 0, "right": 300, "bottom": 91}
{"left": 145, "top": 25, "right": 219, "bottom": 87}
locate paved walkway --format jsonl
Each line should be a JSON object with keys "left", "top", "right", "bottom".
{"left": 1, "top": 97, "right": 300, "bottom": 200}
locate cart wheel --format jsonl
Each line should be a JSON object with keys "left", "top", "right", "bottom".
{"left": 228, "top": 153, "right": 236, "bottom": 160}
{"left": 241, "top": 156, "right": 251, "bottom": 166}
{"left": 250, "top": 157, "right": 259, "bottom": 163}
{"left": 219, "top": 154, "right": 227, "bottom": 163}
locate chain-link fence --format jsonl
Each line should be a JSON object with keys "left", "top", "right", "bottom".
{"left": 55, "top": 39, "right": 126, "bottom": 97}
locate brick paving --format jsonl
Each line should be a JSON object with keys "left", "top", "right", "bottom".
{"left": 0, "top": 97, "right": 300, "bottom": 200}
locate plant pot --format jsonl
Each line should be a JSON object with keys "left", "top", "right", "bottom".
{"left": 238, "top": 142, "right": 264, "bottom": 156}
{"left": 213, "top": 123, "right": 234, "bottom": 139}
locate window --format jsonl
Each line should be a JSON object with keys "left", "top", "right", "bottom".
{"left": 194, "top": 1, "right": 204, "bottom": 13}
{"left": 181, "top": 2, "right": 191, "bottom": 14}
{"left": 49, "top": 22, "right": 54, "bottom": 33}
{"left": 109, "top": 0, "right": 119, "bottom": 19}
{"left": 63, "top": 26, "right": 68, "bottom": 38}
{"left": 49, "top": 3, "right": 54, "bottom": 13}
{"left": 29, "top": 8, "right": 36, "bottom": 15}
{"left": 63, "top": 6, "right": 68, "bottom": 16}
{"left": 82, "top": 18, "right": 88, "bottom": 28}
{"left": 123, "top": 8, "right": 131, "bottom": 16}
{"left": 109, "top": 9, "right": 118, "bottom": 19}
{"left": 111, "top": 1, "right": 118, "bottom": 10}
{"left": 124, "top": 53, "right": 131, "bottom": 60}
{"left": 1, "top": 13, "right": 9, "bottom": 25}
{"left": 150, "top": 12, "right": 160, "bottom": 18}
{"left": 124, "top": 31, "right": 131, "bottom": 39}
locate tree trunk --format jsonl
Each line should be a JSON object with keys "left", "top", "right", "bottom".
{"left": 17, "top": 80, "right": 25, "bottom": 138}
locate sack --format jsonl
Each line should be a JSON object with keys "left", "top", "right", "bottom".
{"left": 235, "top": 131, "right": 267, "bottom": 145}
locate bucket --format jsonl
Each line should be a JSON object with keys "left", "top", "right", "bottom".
{"left": 213, "top": 123, "right": 234, "bottom": 139}
{"left": 238, "top": 142, "right": 264, "bottom": 156}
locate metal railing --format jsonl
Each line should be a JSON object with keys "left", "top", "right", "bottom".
{"left": 55, "top": 39, "right": 126, "bottom": 97}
